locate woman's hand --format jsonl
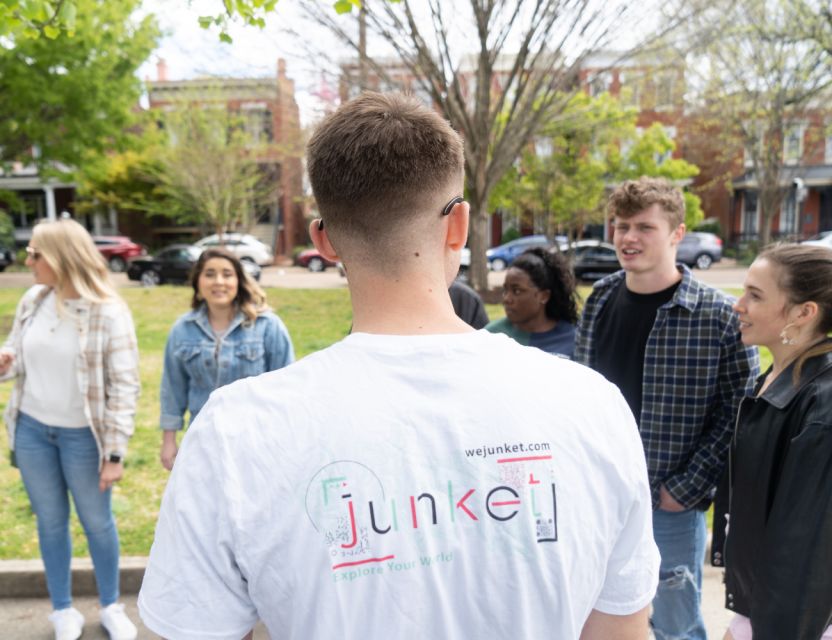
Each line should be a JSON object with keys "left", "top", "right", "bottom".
{"left": 0, "top": 351, "right": 14, "bottom": 376}
{"left": 161, "top": 430, "right": 179, "bottom": 471}
{"left": 99, "top": 461, "right": 124, "bottom": 493}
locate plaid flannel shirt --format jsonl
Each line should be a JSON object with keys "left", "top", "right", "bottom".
{"left": 2, "top": 285, "right": 140, "bottom": 466}
{"left": 574, "top": 266, "right": 759, "bottom": 509}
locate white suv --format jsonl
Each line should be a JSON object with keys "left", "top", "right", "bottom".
{"left": 194, "top": 233, "right": 274, "bottom": 266}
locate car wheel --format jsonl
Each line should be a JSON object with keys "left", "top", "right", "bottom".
{"left": 694, "top": 253, "right": 713, "bottom": 270}
{"left": 491, "top": 258, "right": 507, "bottom": 272}
{"left": 307, "top": 257, "right": 325, "bottom": 272}
{"left": 140, "top": 270, "right": 161, "bottom": 287}
{"left": 108, "top": 256, "right": 127, "bottom": 272}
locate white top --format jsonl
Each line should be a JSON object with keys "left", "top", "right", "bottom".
{"left": 139, "top": 331, "right": 659, "bottom": 640}
{"left": 20, "top": 292, "right": 88, "bottom": 427}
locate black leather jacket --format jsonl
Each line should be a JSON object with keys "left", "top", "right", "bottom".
{"left": 724, "top": 345, "right": 832, "bottom": 640}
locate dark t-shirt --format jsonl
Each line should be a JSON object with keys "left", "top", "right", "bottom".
{"left": 449, "top": 280, "right": 489, "bottom": 330}
{"left": 594, "top": 280, "right": 680, "bottom": 423}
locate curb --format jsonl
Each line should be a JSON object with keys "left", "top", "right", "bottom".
{"left": 0, "top": 556, "right": 146, "bottom": 598}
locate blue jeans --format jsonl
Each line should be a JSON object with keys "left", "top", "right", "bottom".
{"left": 651, "top": 508, "right": 707, "bottom": 640}
{"left": 15, "top": 412, "right": 120, "bottom": 610}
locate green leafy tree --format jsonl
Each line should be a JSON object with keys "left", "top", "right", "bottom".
{"left": 137, "top": 107, "right": 277, "bottom": 237}
{"left": 616, "top": 123, "right": 703, "bottom": 228}
{"left": 0, "top": 0, "right": 158, "bottom": 172}
{"left": 492, "top": 94, "right": 702, "bottom": 239}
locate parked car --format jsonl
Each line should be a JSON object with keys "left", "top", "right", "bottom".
{"left": 676, "top": 232, "right": 723, "bottom": 270}
{"left": 802, "top": 230, "right": 832, "bottom": 249}
{"left": 486, "top": 235, "right": 552, "bottom": 271}
{"left": 0, "top": 245, "right": 14, "bottom": 272}
{"left": 127, "top": 244, "right": 261, "bottom": 286}
{"left": 93, "top": 235, "right": 146, "bottom": 272}
{"left": 565, "top": 240, "right": 621, "bottom": 281}
{"left": 296, "top": 248, "right": 338, "bottom": 272}
{"left": 194, "top": 233, "right": 273, "bottom": 266}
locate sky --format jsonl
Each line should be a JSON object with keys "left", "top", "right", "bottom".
{"left": 134, "top": 0, "right": 655, "bottom": 126}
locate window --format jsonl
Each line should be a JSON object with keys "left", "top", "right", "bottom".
{"left": 825, "top": 128, "right": 832, "bottom": 164}
{"left": 742, "top": 191, "right": 759, "bottom": 234}
{"left": 619, "top": 72, "right": 640, "bottom": 108}
{"left": 780, "top": 191, "right": 798, "bottom": 234}
{"left": 589, "top": 71, "right": 612, "bottom": 97}
{"left": 241, "top": 103, "right": 273, "bottom": 146}
{"left": 783, "top": 123, "right": 804, "bottom": 165}
{"left": 655, "top": 73, "right": 674, "bottom": 109}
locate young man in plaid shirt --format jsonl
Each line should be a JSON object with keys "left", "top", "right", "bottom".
{"left": 575, "top": 177, "right": 759, "bottom": 640}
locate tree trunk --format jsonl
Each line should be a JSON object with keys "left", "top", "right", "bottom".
{"left": 468, "top": 199, "right": 490, "bottom": 293}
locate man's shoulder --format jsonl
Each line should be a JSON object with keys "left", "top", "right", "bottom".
{"left": 676, "top": 271, "right": 737, "bottom": 321}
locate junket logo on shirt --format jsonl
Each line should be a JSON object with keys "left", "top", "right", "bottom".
{"left": 304, "top": 442, "right": 557, "bottom": 583}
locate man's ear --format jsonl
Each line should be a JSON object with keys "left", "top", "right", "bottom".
{"left": 670, "top": 222, "right": 686, "bottom": 245}
{"left": 445, "top": 201, "right": 470, "bottom": 250}
{"left": 309, "top": 219, "right": 339, "bottom": 262}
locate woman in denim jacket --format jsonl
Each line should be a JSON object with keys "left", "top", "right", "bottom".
{"left": 159, "top": 247, "right": 294, "bottom": 470}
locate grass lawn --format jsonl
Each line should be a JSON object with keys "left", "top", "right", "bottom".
{"left": 0, "top": 284, "right": 767, "bottom": 559}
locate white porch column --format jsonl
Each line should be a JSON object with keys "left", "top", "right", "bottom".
{"left": 108, "top": 204, "right": 118, "bottom": 233}
{"left": 44, "top": 184, "right": 56, "bottom": 221}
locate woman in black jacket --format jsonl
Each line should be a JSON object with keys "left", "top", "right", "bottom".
{"left": 724, "top": 243, "right": 832, "bottom": 640}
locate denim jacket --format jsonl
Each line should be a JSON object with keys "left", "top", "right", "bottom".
{"left": 160, "top": 304, "right": 294, "bottom": 429}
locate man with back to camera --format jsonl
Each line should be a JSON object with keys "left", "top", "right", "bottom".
{"left": 574, "top": 177, "right": 759, "bottom": 640}
{"left": 138, "top": 92, "right": 659, "bottom": 640}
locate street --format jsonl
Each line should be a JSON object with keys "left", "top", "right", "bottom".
{"left": 0, "top": 261, "right": 748, "bottom": 291}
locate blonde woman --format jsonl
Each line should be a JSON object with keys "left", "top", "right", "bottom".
{"left": 159, "top": 247, "right": 294, "bottom": 470}
{"left": 0, "top": 219, "right": 140, "bottom": 640}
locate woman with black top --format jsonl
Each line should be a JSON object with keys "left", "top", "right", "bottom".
{"left": 724, "top": 243, "right": 832, "bottom": 640}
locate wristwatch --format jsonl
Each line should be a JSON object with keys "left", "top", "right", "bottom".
{"left": 108, "top": 454, "right": 122, "bottom": 464}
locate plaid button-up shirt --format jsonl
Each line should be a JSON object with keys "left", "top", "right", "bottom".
{"left": 575, "top": 266, "right": 759, "bottom": 509}
{"left": 2, "top": 285, "right": 140, "bottom": 466}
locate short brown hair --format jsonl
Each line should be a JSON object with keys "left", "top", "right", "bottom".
{"left": 307, "top": 92, "right": 464, "bottom": 257}
{"left": 608, "top": 177, "right": 685, "bottom": 228}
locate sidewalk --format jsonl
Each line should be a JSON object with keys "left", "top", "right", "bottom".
{"left": 0, "top": 557, "right": 732, "bottom": 638}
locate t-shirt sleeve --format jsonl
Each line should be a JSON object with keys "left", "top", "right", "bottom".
{"left": 138, "top": 397, "right": 259, "bottom": 640}
{"left": 592, "top": 389, "right": 660, "bottom": 615}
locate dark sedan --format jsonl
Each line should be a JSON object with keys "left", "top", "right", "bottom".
{"left": 565, "top": 240, "right": 621, "bottom": 281}
{"left": 127, "top": 245, "right": 261, "bottom": 286}
{"left": 0, "top": 245, "right": 13, "bottom": 272}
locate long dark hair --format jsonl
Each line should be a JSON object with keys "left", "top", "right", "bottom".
{"left": 190, "top": 247, "right": 268, "bottom": 323}
{"left": 511, "top": 247, "right": 579, "bottom": 324}
{"left": 759, "top": 243, "right": 832, "bottom": 381}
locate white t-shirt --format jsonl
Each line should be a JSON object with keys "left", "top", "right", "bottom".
{"left": 139, "top": 331, "right": 659, "bottom": 640}
{"left": 20, "top": 292, "right": 87, "bottom": 427}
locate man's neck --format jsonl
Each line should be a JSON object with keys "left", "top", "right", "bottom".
{"left": 349, "top": 270, "right": 472, "bottom": 335}
{"left": 624, "top": 263, "right": 682, "bottom": 294}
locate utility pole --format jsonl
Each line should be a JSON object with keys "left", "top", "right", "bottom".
{"left": 358, "top": 4, "right": 368, "bottom": 91}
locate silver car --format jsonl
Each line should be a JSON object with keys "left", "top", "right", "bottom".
{"left": 194, "top": 233, "right": 274, "bottom": 266}
{"left": 676, "top": 232, "right": 723, "bottom": 270}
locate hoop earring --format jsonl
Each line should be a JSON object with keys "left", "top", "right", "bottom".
{"left": 780, "top": 322, "right": 798, "bottom": 346}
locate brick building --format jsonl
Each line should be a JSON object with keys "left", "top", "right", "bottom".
{"left": 146, "top": 58, "right": 306, "bottom": 260}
